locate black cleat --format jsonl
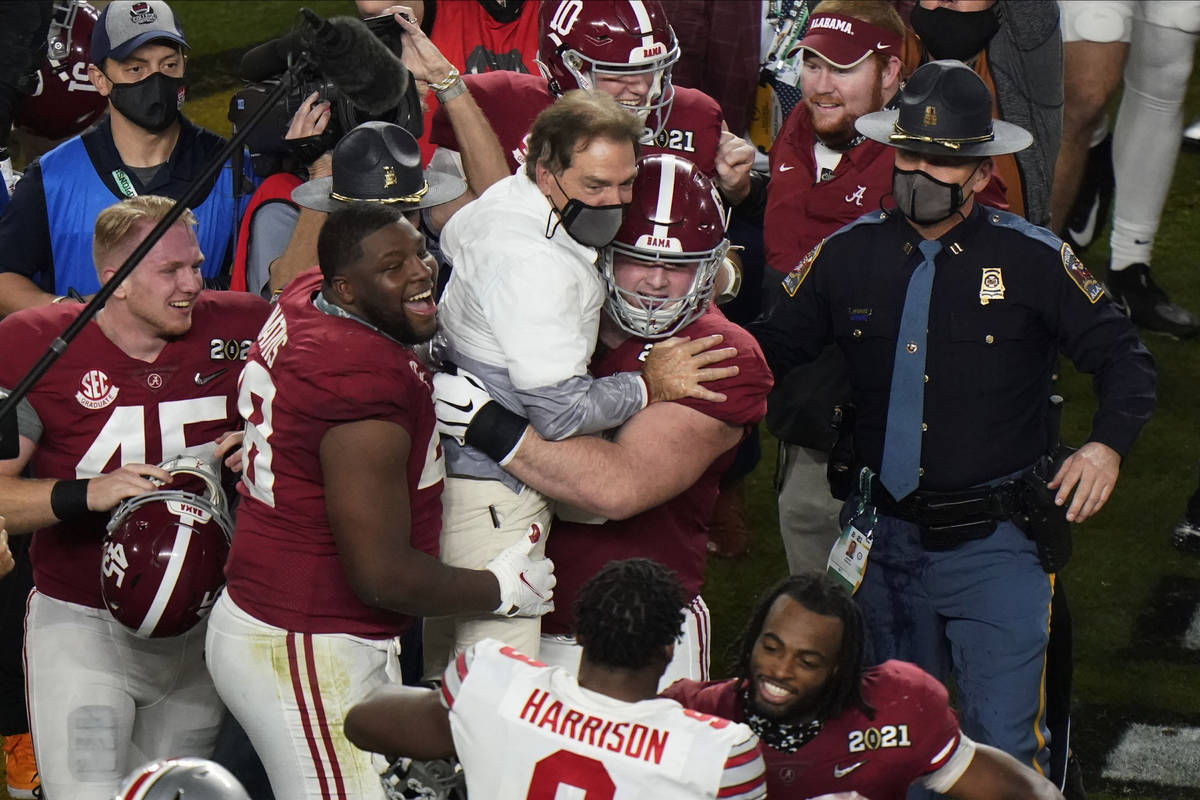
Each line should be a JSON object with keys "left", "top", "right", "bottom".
{"left": 1106, "top": 263, "right": 1200, "bottom": 339}
{"left": 1184, "top": 117, "right": 1200, "bottom": 150}
{"left": 1173, "top": 520, "right": 1200, "bottom": 554}
{"left": 1064, "top": 133, "right": 1114, "bottom": 252}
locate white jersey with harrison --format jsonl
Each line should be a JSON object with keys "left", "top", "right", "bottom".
{"left": 441, "top": 638, "right": 767, "bottom": 799}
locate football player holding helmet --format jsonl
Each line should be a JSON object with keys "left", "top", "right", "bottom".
{"left": 537, "top": 0, "right": 680, "bottom": 141}
{"left": 101, "top": 455, "right": 233, "bottom": 639}
{"left": 602, "top": 153, "right": 729, "bottom": 339}
{"left": 15, "top": 0, "right": 106, "bottom": 141}
{"left": 115, "top": 758, "right": 251, "bottom": 800}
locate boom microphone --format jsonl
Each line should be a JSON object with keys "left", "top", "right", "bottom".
{"left": 239, "top": 8, "right": 408, "bottom": 115}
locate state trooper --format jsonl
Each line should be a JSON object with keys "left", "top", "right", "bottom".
{"left": 750, "top": 59, "right": 1155, "bottom": 790}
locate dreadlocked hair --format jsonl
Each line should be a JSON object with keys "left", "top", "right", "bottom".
{"left": 574, "top": 558, "right": 687, "bottom": 671}
{"left": 727, "top": 572, "right": 874, "bottom": 721}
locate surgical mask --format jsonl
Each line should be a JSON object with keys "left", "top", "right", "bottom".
{"left": 547, "top": 174, "right": 626, "bottom": 248}
{"left": 107, "top": 71, "right": 186, "bottom": 133}
{"left": 892, "top": 164, "right": 980, "bottom": 225}
{"left": 910, "top": 4, "right": 1000, "bottom": 62}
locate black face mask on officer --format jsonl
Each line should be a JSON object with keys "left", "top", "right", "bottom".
{"left": 910, "top": 4, "right": 1000, "bottom": 62}
{"left": 105, "top": 71, "right": 186, "bottom": 133}
{"left": 892, "top": 161, "right": 983, "bottom": 226}
{"left": 545, "top": 173, "right": 626, "bottom": 248}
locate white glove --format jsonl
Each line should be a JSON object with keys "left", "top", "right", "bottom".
{"left": 433, "top": 366, "right": 529, "bottom": 465}
{"left": 484, "top": 529, "right": 555, "bottom": 617}
{"left": 432, "top": 367, "right": 495, "bottom": 445}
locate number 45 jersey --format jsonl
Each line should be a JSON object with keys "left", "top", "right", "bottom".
{"left": 0, "top": 292, "right": 269, "bottom": 608}
{"left": 441, "top": 638, "right": 767, "bottom": 799}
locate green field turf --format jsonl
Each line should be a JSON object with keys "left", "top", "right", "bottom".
{"left": 6, "top": 3, "right": 1198, "bottom": 798}
{"left": 172, "top": 7, "right": 1200, "bottom": 797}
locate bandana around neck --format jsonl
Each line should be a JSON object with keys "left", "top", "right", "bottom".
{"left": 740, "top": 684, "right": 823, "bottom": 753}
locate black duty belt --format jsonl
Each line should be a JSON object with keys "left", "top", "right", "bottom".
{"left": 867, "top": 475, "right": 1025, "bottom": 549}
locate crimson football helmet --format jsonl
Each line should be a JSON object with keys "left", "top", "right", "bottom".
{"left": 537, "top": 0, "right": 680, "bottom": 141}
{"left": 602, "top": 153, "right": 729, "bottom": 339}
{"left": 16, "top": 0, "right": 107, "bottom": 140}
{"left": 115, "top": 758, "right": 251, "bottom": 800}
{"left": 101, "top": 455, "right": 233, "bottom": 639}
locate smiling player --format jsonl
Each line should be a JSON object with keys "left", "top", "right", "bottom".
{"left": 205, "top": 203, "right": 557, "bottom": 800}
{"left": 663, "top": 573, "right": 1066, "bottom": 799}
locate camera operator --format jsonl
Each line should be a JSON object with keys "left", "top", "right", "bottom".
{"left": 227, "top": 90, "right": 333, "bottom": 298}
{"left": 0, "top": 0, "right": 248, "bottom": 316}
{"left": 242, "top": 5, "right": 508, "bottom": 297}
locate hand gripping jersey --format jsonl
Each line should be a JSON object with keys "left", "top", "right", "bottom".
{"left": 441, "top": 638, "right": 767, "bottom": 799}
{"left": 0, "top": 292, "right": 268, "bottom": 607}
{"left": 428, "top": 71, "right": 724, "bottom": 175}
{"left": 542, "top": 308, "right": 773, "bottom": 635}
{"left": 663, "top": 660, "right": 976, "bottom": 799}
{"left": 224, "top": 268, "right": 444, "bottom": 638}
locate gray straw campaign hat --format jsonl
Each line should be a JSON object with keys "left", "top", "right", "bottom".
{"left": 292, "top": 121, "right": 466, "bottom": 212}
{"left": 856, "top": 59, "right": 1032, "bottom": 157}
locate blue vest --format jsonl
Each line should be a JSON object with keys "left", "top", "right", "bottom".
{"left": 39, "top": 136, "right": 236, "bottom": 295}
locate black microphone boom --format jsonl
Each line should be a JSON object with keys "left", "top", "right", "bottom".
{"left": 240, "top": 8, "right": 408, "bottom": 116}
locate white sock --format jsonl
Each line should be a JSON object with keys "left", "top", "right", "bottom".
{"left": 1109, "top": 16, "right": 1196, "bottom": 271}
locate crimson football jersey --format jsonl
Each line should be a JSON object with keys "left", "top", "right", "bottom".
{"left": 541, "top": 308, "right": 772, "bottom": 636}
{"left": 415, "top": 0, "right": 541, "bottom": 165}
{"left": 442, "top": 638, "right": 767, "bottom": 799}
{"left": 224, "top": 268, "right": 444, "bottom": 638}
{"left": 663, "top": 661, "right": 973, "bottom": 799}
{"left": 428, "top": 71, "right": 724, "bottom": 175}
{"left": 0, "top": 293, "right": 269, "bottom": 608}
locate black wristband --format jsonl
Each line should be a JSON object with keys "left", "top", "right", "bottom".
{"left": 465, "top": 401, "right": 529, "bottom": 464}
{"left": 50, "top": 479, "right": 90, "bottom": 521}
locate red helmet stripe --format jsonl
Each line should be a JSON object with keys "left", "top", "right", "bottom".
{"left": 120, "top": 762, "right": 164, "bottom": 800}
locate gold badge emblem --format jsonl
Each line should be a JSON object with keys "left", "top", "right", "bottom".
{"left": 383, "top": 166, "right": 397, "bottom": 188}
{"left": 979, "top": 267, "right": 1005, "bottom": 305}
{"left": 924, "top": 105, "right": 938, "bottom": 127}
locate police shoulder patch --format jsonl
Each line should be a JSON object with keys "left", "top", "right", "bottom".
{"left": 1060, "top": 243, "right": 1105, "bottom": 304}
{"left": 782, "top": 240, "right": 824, "bottom": 297}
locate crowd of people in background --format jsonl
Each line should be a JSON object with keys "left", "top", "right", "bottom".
{"left": 0, "top": 0, "right": 1194, "bottom": 798}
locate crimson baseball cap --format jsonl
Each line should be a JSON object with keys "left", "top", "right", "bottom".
{"left": 92, "top": 1, "right": 188, "bottom": 65}
{"left": 796, "top": 12, "right": 902, "bottom": 69}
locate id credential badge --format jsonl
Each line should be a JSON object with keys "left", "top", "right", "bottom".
{"left": 827, "top": 467, "right": 877, "bottom": 594}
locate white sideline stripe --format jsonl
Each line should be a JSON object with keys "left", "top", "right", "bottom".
{"left": 1102, "top": 723, "right": 1200, "bottom": 787}
{"left": 1182, "top": 605, "right": 1200, "bottom": 650}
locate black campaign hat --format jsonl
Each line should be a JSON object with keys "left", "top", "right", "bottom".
{"left": 856, "top": 59, "right": 1032, "bottom": 157}
{"left": 292, "top": 121, "right": 466, "bottom": 212}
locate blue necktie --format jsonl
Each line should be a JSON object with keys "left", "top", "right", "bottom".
{"left": 880, "top": 239, "right": 943, "bottom": 500}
